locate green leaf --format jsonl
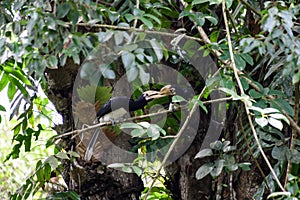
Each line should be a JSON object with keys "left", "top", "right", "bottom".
{"left": 56, "top": 3, "right": 71, "bottom": 18}
{"left": 124, "top": 13, "right": 135, "bottom": 22}
{"left": 272, "top": 146, "right": 289, "bottom": 161}
{"left": 268, "top": 117, "right": 283, "bottom": 130}
{"left": 0, "top": 72, "right": 9, "bottom": 92}
{"left": 249, "top": 89, "right": 263, "bottom": 99}
{"left": 255, "top": 117, "right": 268, "bottom": 127}
{"left": 46, "top": 155, "right": 59, "bottom": 169}
{"left": 140, "top": 17, "right": 153, "bottom": 29}
{"left": 35, "top": 160, "right": 43, "bottom": 181}
{"left": 0, "top": 105, "right": 6, "bottom": 112}
{"left": 49, "top": 191, "right": 80, "bottom": 200}
{"left": 219, "top": 87, "right": 240, "bottom": 100}
{"left": 114, "top": 31, "right": 124, "bottom": 46}
{"left": 44, "top": 163, "right": 51, "bottom": 181}
{"left": 107, "top": 163, "right": 125, "bottom": 169}
{"left": 195, "top": 148, "right": 213, "bottom": 159}
{"left": 192, "top": 0, "right": 210, "bottom": 6}
{"left": 132, "top": 166, "right": 142, "bottom": 176}
{"left": 225, "top": 0, "right": 233, "bottom": 8}
{"left": 270, "top": 99, "right": 294, "bottom": 116}
{"left": 195, "top": 99, "right": 208, "bottom": 113}
{"left": 240, "top": 77, "right": 249, "bottom": 91}
{"left": 195, "top": 163, "right": 214, "bottom": 179}
{"left": 68, "top": 151, "right": 80, "bottom": 158}
{"left": 172, "top": 95, "right": 186, "bottom": 103}
{"left": 121, "top": 52, "right": 135, "bottom": 69}
{"left": 131, "top": 128, "right": 146, "bottom": 137}
{"left": 99, "top": 64, "right": 116, "bottom": 79}
{"left": 68, "top": 9, "right": 79, "bottom": 25}
{"left": 3, "top": 67, "right": 32, "bottom": 86}
{"left": 120, "top": 123, "right": 142, "bottom": 130}
{"left": 149, "top": 39, "right": 163, "bottom": 61}
{"left": 204, "top": 16, "right": 218, "bottom": 25}
{"left": 8, "top": 75, "right": 29, "bottom": 98}
{"left": 126, "top": 66, "right": 138, "bottom": 82}
{"left": 97, "top": 31, "right": 114, "bottom": 43}
{"left": 267, "top": 192, "right": 291, "bottom": 199}
{"left": 144, "top": 14, "right": 161, "bottom": 25}
{"left": 240, "top": 53, "right": 254, "bottom": 66}
{"left": 223, "top": 145, "right": 236, "bottom": 153}
{"left": 122, "top": 165, "right": 133, "bottom": 173}
{"left": 263, "top": 108, "right": 279, "bottom": 114}
{"left": 137, "top": 65, "right": 150, "bottom": 85}
{"left": 210, "top": 140, "right": 223, "bottom": 150}
{"left": 234, "top": 54, "right": 246, "bottom": 70}
{"left": 47, "top": 55, "right": 58, "bottom": 68}
{"left": 211, "top": 159, "right": 224, "bottom": 177}
{"left": 55, "top": 152, "right": 69, "bottom": 159}
{"left": 7, "top": 81, "right": 17, "bottom": 101}
{"left": 238, "top": 162, "right": 251, "bottom": 170}
{"left": 269, "top": 113, "right": 289, "bottom": 125}
{"left": 147, "top": 125, "right": 160, "bottom": 140}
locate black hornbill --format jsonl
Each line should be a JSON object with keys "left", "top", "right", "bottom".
{"left": 84, "top": 85, "right": 175, "bottom": 161}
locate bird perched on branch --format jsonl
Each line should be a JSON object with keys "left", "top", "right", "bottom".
{"left": 84, "top": 85, "right": 175, "bottom": 161}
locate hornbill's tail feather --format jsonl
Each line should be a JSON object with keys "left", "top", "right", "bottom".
{"left": 84, "top": 128, "right": 100, "bottom": 161}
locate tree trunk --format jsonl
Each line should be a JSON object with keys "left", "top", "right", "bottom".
{"left": 45, "top": 59, "right": 143, "bottom": 199}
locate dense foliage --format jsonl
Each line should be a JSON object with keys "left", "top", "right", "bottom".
{"left": 1, "top": 0, "right": 300, "bottom": 199}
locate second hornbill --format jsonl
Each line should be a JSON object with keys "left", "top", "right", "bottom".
{"left": 84, "top": 85, "right": 175, "bottom": 161}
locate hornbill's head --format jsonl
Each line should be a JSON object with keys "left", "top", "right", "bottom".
{"left": 142, "top": 85, "right": 176, "bottom": 101}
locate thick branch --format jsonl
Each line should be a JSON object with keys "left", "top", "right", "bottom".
{"left": 66, "top": 22, "right": 203, "bottom": 43}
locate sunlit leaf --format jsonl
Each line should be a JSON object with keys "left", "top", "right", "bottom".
{"left": 120, "top": 123, "right": 142, "bottom": 130}
{"left": 211, "top": 159, "right": 224, "bottom": 177}
{"left": 255, "top": 117, "right": 268, "bottom": 127}
{"left": 107, "top": 163, "right": 125, "bottom": 169}
{"left": 195, "top": 148, "right": 213, "bottom": 159}
{"left": 55, "top": 152, "right": 69, "bottom": 159}
{"left": 268, "top": 117, "right": 283, "bottom": 130}
{"left": 195, "top": 163, "right": 214, "bottom": 180}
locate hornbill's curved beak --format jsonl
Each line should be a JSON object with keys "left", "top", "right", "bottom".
{"left": 159, "top": 85, "right": 176, "bottom": 96}
{"left": 144, "top": 85, "right": 175, "bottom": 100}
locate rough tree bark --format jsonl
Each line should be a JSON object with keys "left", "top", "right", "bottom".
{"left": 45, "top": 59, "right": 143, "bottom": 199}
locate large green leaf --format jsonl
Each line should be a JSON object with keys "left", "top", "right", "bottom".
{"left": 56, "top": 3, "right": 71, "bottom": 18}
{"left": 195, "top": 148, "right": 213, "bottom": 159}
{"left": 195, "top": 163, "right": 214, "bottom": 180}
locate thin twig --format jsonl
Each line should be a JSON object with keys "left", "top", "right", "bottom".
{"left": 66, "top": 22, "right": 203, "bottom": 43}
{"left": 53, "top": 97, "right": 230, "bottom": 140}
{"left": 54, "top": 108, "right": 179, "bottom": 140}
{"left": 132, "top": 0, "right": 139, "bottom": 29}
{"left": 239, "top": 116, "right": 270, "bottom": 191}
{"left": 222, "top": 0, "right": 285, "bottom": 192}
{"left": 285, "top": 82, "right": 299, "bottom": 187}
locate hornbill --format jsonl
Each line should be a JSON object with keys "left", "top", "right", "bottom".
{"left": 84, "top": 85, "right": 175, "bottom": 161}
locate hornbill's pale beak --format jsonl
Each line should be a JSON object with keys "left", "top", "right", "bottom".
{"left": 143, "top": 85, "right": 176, "bottom": 100}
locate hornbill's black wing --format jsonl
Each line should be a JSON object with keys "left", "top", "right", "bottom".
{"left": 96, "top": 96, "right": 133, "bottom": 120}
